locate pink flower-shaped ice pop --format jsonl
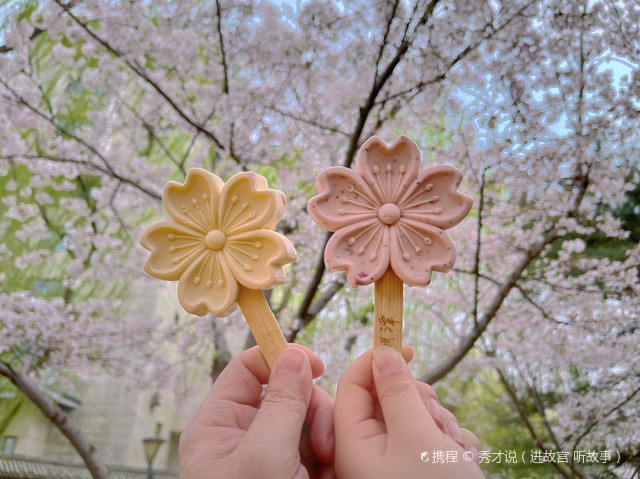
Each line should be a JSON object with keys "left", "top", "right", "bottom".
{"left": 308, "top": 136, "right": 473, "bottom": 350}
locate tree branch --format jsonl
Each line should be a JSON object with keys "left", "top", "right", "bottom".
{"left": 0, "top": 359, "right": 111, "bottom": 479}
{"left": 107, "top": 85, "right": 186, "bottom": 175}
{"left": 472, "top": 165, "right": 486, "bottom": 329}
{"left": 422, "top": 149, "right": 592, "bottom": 385}
{"left": 295, "top": 0, "right": 442, "bottom": 331}
{"left": 268, "top": 106, "right": 350, "bottom": 137}
{"left": 0, "top": 75, "right": 162, "bottom": 200}
{"left": 496, "top": 367, "right": 577, "bottom": 479}
{"left": 373, "top": 0, "right": 401, "bottom": 83}
{"left": 514, "top": 283, "right": 603, "bottom": 336}
{"left": 0, "top": 28, "right": 43, "bottom": 54}
{"left": 421, "top": 225, "right": 559, "bottom": 384}
{"left": 0, "top": 152, "right": 161, "bottom": 201}
{"left": 522, "top": 363, "right": 566, "bottom": 454}
{"left": 210, "top": 317, "right": 232, "bottom": 383}
{"left": 377, "top": 2, "right": 531, "bottom": 105}
{"left": 287, "top": 280, "right": 343, "bottom": 342}
{"left": 53, "top": 0, "right": 225, "bottom": 150}
{"left": 215, "top": 0, "right": 229, "bottom": 95}
{"left": 572, "top": 382, "right": 640, "bottom": 456}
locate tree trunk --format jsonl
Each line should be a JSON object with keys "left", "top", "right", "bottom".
{"left": 0, "top": 359, "right": 111, "bottom": 479}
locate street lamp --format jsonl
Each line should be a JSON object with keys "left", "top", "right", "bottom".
{"left": 142, "top": 435, "right": 165, "bottom": 479}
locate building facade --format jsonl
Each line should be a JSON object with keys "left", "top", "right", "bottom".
{"left": 0, "top": 280, "right": 212, "bottom": 476}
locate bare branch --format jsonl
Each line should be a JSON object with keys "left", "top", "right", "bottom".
{"left": 216, "top": 0, "right": 230, "bottom": 95}
{"left": 377, "top": 2, "right": 532, "bottom": 105}
{"left": 0, "top": 28, "right": 43, "bottom": 54}
{"left": 496, "top": 367, "right": 577, "bottom": 479}
{"left": 472, "top": 162, "right": 486, "bottom": 330}
{"left": 296, "top": 0, "right": 442, "bottom": 328}
{"left": 572, "top": 382, "right": 640, "bottom": 455}
{"left": 288, "top": 280, "right": 344, "bottom": 343}
{"left": 268, "top": 106, "right": 350, "bottom": 137}
{"left": 374, "top": 0, "right": 401, "bottom": 83}
{"left": 53, "top": 0, "right": 225, "bottom": 150}
{"left": 107, "top": 85, "right": 186, "bottom": 175}
{"left": 0, "top": 359, "right": 111, "bottom": 479}
{"left": 210, "top": 317, "right": 232, "bottom": 383}
{"left": 421, "top": 225, "right": 559, "bottom": 384}
{"left": 1, "top": 152, "right": 161, "bottom": 201}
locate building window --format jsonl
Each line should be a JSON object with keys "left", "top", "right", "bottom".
{"left": 0, "top": 436, "right": 17, "bottom": 455}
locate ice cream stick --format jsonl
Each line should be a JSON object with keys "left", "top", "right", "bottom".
{"left": 374, "top": 268, "right": 403, "bottom": 352}
{"left": 237, "top": 286, "right": 288, "bottom": 369}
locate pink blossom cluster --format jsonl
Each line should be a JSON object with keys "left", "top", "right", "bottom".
{"left": 0, "top": 0, "right": 638, "bottom": 469}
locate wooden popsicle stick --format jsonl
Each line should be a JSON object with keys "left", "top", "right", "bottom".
{"left": 237, "top": 286, "right": 288, "bottom": 369}
{"left": 374, "top": 268, "right": 404, "bottom": 352}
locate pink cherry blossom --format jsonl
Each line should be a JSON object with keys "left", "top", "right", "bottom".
{"left": 0, "top": 1, "right": 639, "bottom": 473}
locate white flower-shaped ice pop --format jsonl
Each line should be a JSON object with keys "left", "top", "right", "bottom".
{"left": 140, "top": 168, "right": 296, "bottom": 367}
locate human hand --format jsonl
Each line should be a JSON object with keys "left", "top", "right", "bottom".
{"left": 179, "top": 345, "right": 335, "bottom": 479}
{"left": 334, "top": 346, "right": 484, "bottom": 479}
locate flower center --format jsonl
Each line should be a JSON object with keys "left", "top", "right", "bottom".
{"left": 205, "top": 230, "right": 226, "bottom": 250}
{"left": 378, "top": 203, "right": 401, "bottom": 225}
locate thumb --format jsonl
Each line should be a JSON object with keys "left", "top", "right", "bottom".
{"left": 372, "top": 346, "right": 439, "bottom": 441}
{"left": 247, "top": 347, "right": 313, "bottom": 452}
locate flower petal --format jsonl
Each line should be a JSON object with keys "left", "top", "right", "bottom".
{"left": 223, "top": 230, "right": 297, "bottom": 290}
{"left": 355, "top": 136, "right": 421, "bottom": 204}
{"left": 325, "top": 220, "right": 390, "bottom": 287}
{"left": 162, "top": 168, "right": 224, "bottom": 233}
{"left": 140, "top": 220, "right": 206, "bottom": 280}
{"left": 398, "top": 165, "right": 473, "bottom": 230}
{"left": 218, "top": 172, "right": 286, "bottom": 235}
{"left": 307, "top": 166, "right": 380, "bottom": 231}
{"left": 389, "top": 219, "right": 456, "bottom": 287}
{"left": 177, "top": 250, "right": 239, "bottom": 316}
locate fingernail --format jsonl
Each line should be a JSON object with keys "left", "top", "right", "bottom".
{"left": 467, "top": 446, "right": 479, "bottom": 462}
{"left": 275, "top": 349, "right": 304, "bottom": 374}
{"left": 446, "top": 419, "right": 464, "bottom": 443}
{"left": 373, "top": 346, "right": 404, "bottom": 373}
{"left": 427, "top": 398, "right": 441, "bottom": 420}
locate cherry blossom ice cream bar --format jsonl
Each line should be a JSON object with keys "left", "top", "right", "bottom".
{"left": 140, "top": 169, "right": 296, "bottom": 368}
{"left": 308, "top": 136, "right": 473, "bottom": 351}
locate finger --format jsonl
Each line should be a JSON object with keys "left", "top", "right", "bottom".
{"left": 402, "top": 345, "right": 414, "bottom": 363}
{"left": 245, "top": 348, "right": 313, "bottom": 453}
{"left": 437, "top": 406, "right": 466, "bottom": 445}
{"left": 301, "top": 451, "right": 317, "bottom": 479}
{"left": 461, "top": 428, "right": 482, "bottom": 461}
{"left": 190, "top": 346, "right": 268, "bottom": 429}
{"left": 414, "top": 380, "right": 443, "bottom": 424}
{"left": 206, "top": 344, "right": 322, "bottom": 407}
{"left": 307, "top": 385, "right": 335, "bottom": 464}
{"left": 334, "top": 349, "right": 382, "bottom": 441}
{"left": 319, "top": 463, "right": 337, "bottom": 479}
{"left": 370, "top": 345, "right": 412, "bottom": 400}
{"left": 288, "top": 343, "right": 325, "bottom": 379}
{"left": 372, "top": 346, "right": 441, "bottom": 441}
{"left": 334, "top": 347, "right": 417, "bottom": 440}
{"left": 299, "top": 411, "right": 313, "bottom": 466}
{"left": 414, "top": 384, "right": 462, "bottom": 441}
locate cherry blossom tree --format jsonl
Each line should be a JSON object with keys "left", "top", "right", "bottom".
{"left": 0, "top": 0, "right": 638, "bottom": 477}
